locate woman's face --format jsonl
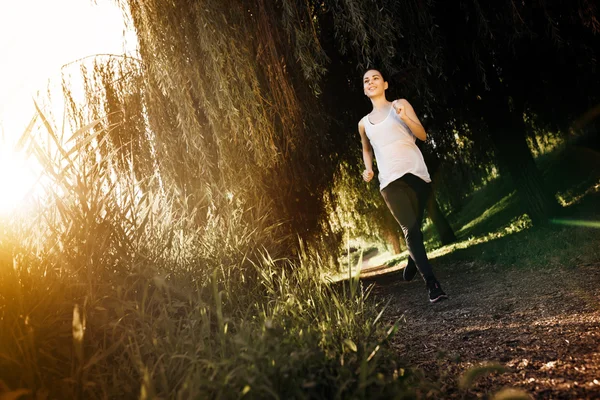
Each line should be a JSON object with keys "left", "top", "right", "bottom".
{"left": 363, "top": 70, "right": 388, "bottom": 98}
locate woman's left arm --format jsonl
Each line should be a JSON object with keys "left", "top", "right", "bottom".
{"left": 392, "top": 99, "right": 427, "bottom": 141}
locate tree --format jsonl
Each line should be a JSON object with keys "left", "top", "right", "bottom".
{"left": 315, "top": 0, "right": 599, "bottom": 225}
{"left": 424, "top": 0, "right": 600, "bottom": 223}
{"left": 104, "top": 0, "right": 346, "bottom": 246}
{"left": 103, "top": 0, "right": 600, "bottom": 255}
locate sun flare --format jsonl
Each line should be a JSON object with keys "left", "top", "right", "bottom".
{"left": 0, "top": 147, "right": 38, "bottom": 214}
{"left": 0, "top": 0, "right": 135, "bottom": 217}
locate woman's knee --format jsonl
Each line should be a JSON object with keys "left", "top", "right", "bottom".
{"left": 403, "top": 223, "right": 423, "bottom": 243}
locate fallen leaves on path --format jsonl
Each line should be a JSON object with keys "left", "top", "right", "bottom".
{"left": 374, "top": 262, "right": 600, "bottom": 399}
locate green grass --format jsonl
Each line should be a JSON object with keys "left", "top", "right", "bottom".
{"left": 377, "top": 142, "right": 600, "bottom": 270}
{"left": 447, "top": 142, "right": 600, "bottom": 237}
{"left": 0, "top": 199, "right": 422, "bottom": 400}
{"left": 437, "top": 142, "right": 600, "bottom": 267}
{"left": 0, "top": 112, "right": 426, "bottom": 399}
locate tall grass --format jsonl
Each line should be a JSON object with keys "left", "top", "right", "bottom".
{"left": 0, "top": 111, "right": 418, "bottom": 399}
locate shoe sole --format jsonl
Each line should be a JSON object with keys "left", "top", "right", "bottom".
{"left": 429, "top": 294, "right": 449, "bottom": 303}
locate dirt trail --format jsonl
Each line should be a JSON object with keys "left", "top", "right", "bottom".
{"left": 368, "top": 261, "right": 600, "bottom": 399}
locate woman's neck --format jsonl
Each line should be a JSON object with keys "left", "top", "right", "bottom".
{"left": 370, "top": 96, "right": 391, "bottom": 112}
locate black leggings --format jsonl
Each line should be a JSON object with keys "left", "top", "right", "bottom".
{"left": 381, "top": 174, "right": 434, "bottom": 281}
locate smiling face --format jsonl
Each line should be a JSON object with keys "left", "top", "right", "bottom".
{"left": 363, "top": 69, "right": 388, "bottom": 98}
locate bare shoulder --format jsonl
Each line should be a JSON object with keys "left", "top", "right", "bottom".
{"left": 358, "top": 118, "right": 365, "bottom": 131}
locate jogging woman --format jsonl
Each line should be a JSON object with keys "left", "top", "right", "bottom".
{"left": 358, "top": 69, "right": 448, "bottom": 303}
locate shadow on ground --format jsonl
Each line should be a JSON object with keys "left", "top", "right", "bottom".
{"left": 336, "top": 168, "right": 600, "bottom": 398}
{"left": 375, "top": 261, "right": 600, "bottom": 399}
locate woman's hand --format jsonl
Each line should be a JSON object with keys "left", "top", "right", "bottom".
{"left": 392, "top": 99, "right": 427, "bottom": 141}
{"left": 363, "top": 169, "right": 374, "bottom": 182}
{"left": 392, "top": 99, "right": 406, "bottom": 120}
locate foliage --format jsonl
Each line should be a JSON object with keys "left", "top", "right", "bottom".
{"left": 373, "top": 141, "right": 600, "bottom": 272}
{"left": 101, "top": 0, "right": 344, "bottom": 246}
{"left": 323, "top": 160, "right": 400, "bottom": 251}
{"left": 2, "top": 0, "right": 599, "bottom": 397}
{"left": 491, "top": 388, "right": 532, "bottom": 400}
{"left": 0, "top": 219, "right": 415, "bottom": 398}
{"left": 0, "top": 112, "right": 419, "bottom": 399}
{"left": 458, "top": 363, "right": 507, "bottom": 390}
{"left": 84, "top": 0, "right": 600, "bottom": 245}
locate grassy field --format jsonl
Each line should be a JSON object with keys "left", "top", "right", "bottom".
{"left": 1, "top": 134, "right": 598, "bottom": 398}
{"left": 0, "top": 204, "right": 428, "bottom": 399}
{"left": 0, "top": 140, "right": 420, "bottom": 399}
{"left": 0, "top": 102, "right": 437, "bottom": 398}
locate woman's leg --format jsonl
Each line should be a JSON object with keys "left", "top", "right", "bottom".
{"left": 381, "top": 179, "right": 434, "bottom": 281}
{"left": 404, "top": 257, "right": 418, "bottom": 281}
{"left": 382, "top": 177, "right": 448, "bottom": 302}
{"left": 401, "top": 176, "right": 431, "bottom": 281}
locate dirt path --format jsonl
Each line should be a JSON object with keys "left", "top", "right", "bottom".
{"left": 368, "top": 261, "right": 600, "bottom": 399}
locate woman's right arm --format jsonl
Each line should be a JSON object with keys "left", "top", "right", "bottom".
{"left": 358, "top": 120, "right": 374, "bottom": 182}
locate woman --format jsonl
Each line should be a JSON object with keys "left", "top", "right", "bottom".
{"left": 358, "top": 69, "right": 448, "bottom": 303}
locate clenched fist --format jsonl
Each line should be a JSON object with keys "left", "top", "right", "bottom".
{"left": 392, "top": 99, "right": 406, "bottom": 120}
{"left": 363, "top": 169, "right": 374, "bottom": 182}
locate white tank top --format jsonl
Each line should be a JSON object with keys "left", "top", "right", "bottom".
{"left": 363, "top": 107, "right": 431, "bottom": 190}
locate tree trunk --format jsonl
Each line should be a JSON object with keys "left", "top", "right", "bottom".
{"left": 427, "top": 193, "right": 457, "bottom": 245}
{"left": 383, "top": 226, "right": 403, "bottom": 254}
{"left": 486, "top": 101, "right": 559, "bottom": 225}
{"left": 379, "top": 205, "right": 406, "bottom": 254}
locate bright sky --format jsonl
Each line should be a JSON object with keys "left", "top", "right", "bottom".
{"left": 0, "top": 0, "right": 137, "bottom": 212}
{"left": 0, "top": 0, "right": 136, "bottom": 135}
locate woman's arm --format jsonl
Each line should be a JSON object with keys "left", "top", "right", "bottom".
{"left": 358, "top": 119, "right": 375, "bottom": 182}
{"left": 392, "top": 99, "right": 427, "bottom": 141}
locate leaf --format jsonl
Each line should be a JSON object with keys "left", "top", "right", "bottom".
{"left": 343, "top": 338, "right": 357, "bottom": 352}
{"left": 459, "top": 363, "right": 507, "bottom": 389}
{"left": 65, "top": 123, "right": 105, "bottom": 158}
{"left": 72, "top": 304, "right": 85, "bottom": 363}
{"left": 491, "top": 388, "right": 531, "bottom": 400}
{"left": 371, "top": 298, "right": 391, "bottom": 328}
{"left": 367, "top": 344, "right": 380, "bottom": 362}
{"left": 0, "top": 389, "right": 31, "bottom": 400}
{"left": 33, "top": 100, "right": 79, "bottom": 176}
{"left": 14, "top": 114, "right": 38, "bottom": 152}
{"left": 139, "top": 366, "right": 154, "bottom": 400}
{"left": 65, "top": 118, "right": 102, "bottom": 144}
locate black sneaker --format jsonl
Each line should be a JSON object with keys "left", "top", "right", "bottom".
{"left": 403, "top": 260, "right": 417, "bottom": 281}
{"left": 427, "top": 279, "right": 448, "bottom": 303}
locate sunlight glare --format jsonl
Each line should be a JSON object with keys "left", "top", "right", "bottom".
{"left": 0, "top": 0, "right": 136, "bottom": 215}
{"left": 0, "top": 0, "right": 136, "bottom": 160}
{"left": 0, "top": 147, "right": 38, "bottom": 214}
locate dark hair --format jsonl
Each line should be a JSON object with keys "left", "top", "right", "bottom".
{"left": 362, "top": 68, "right": 386, "bottom": 82}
